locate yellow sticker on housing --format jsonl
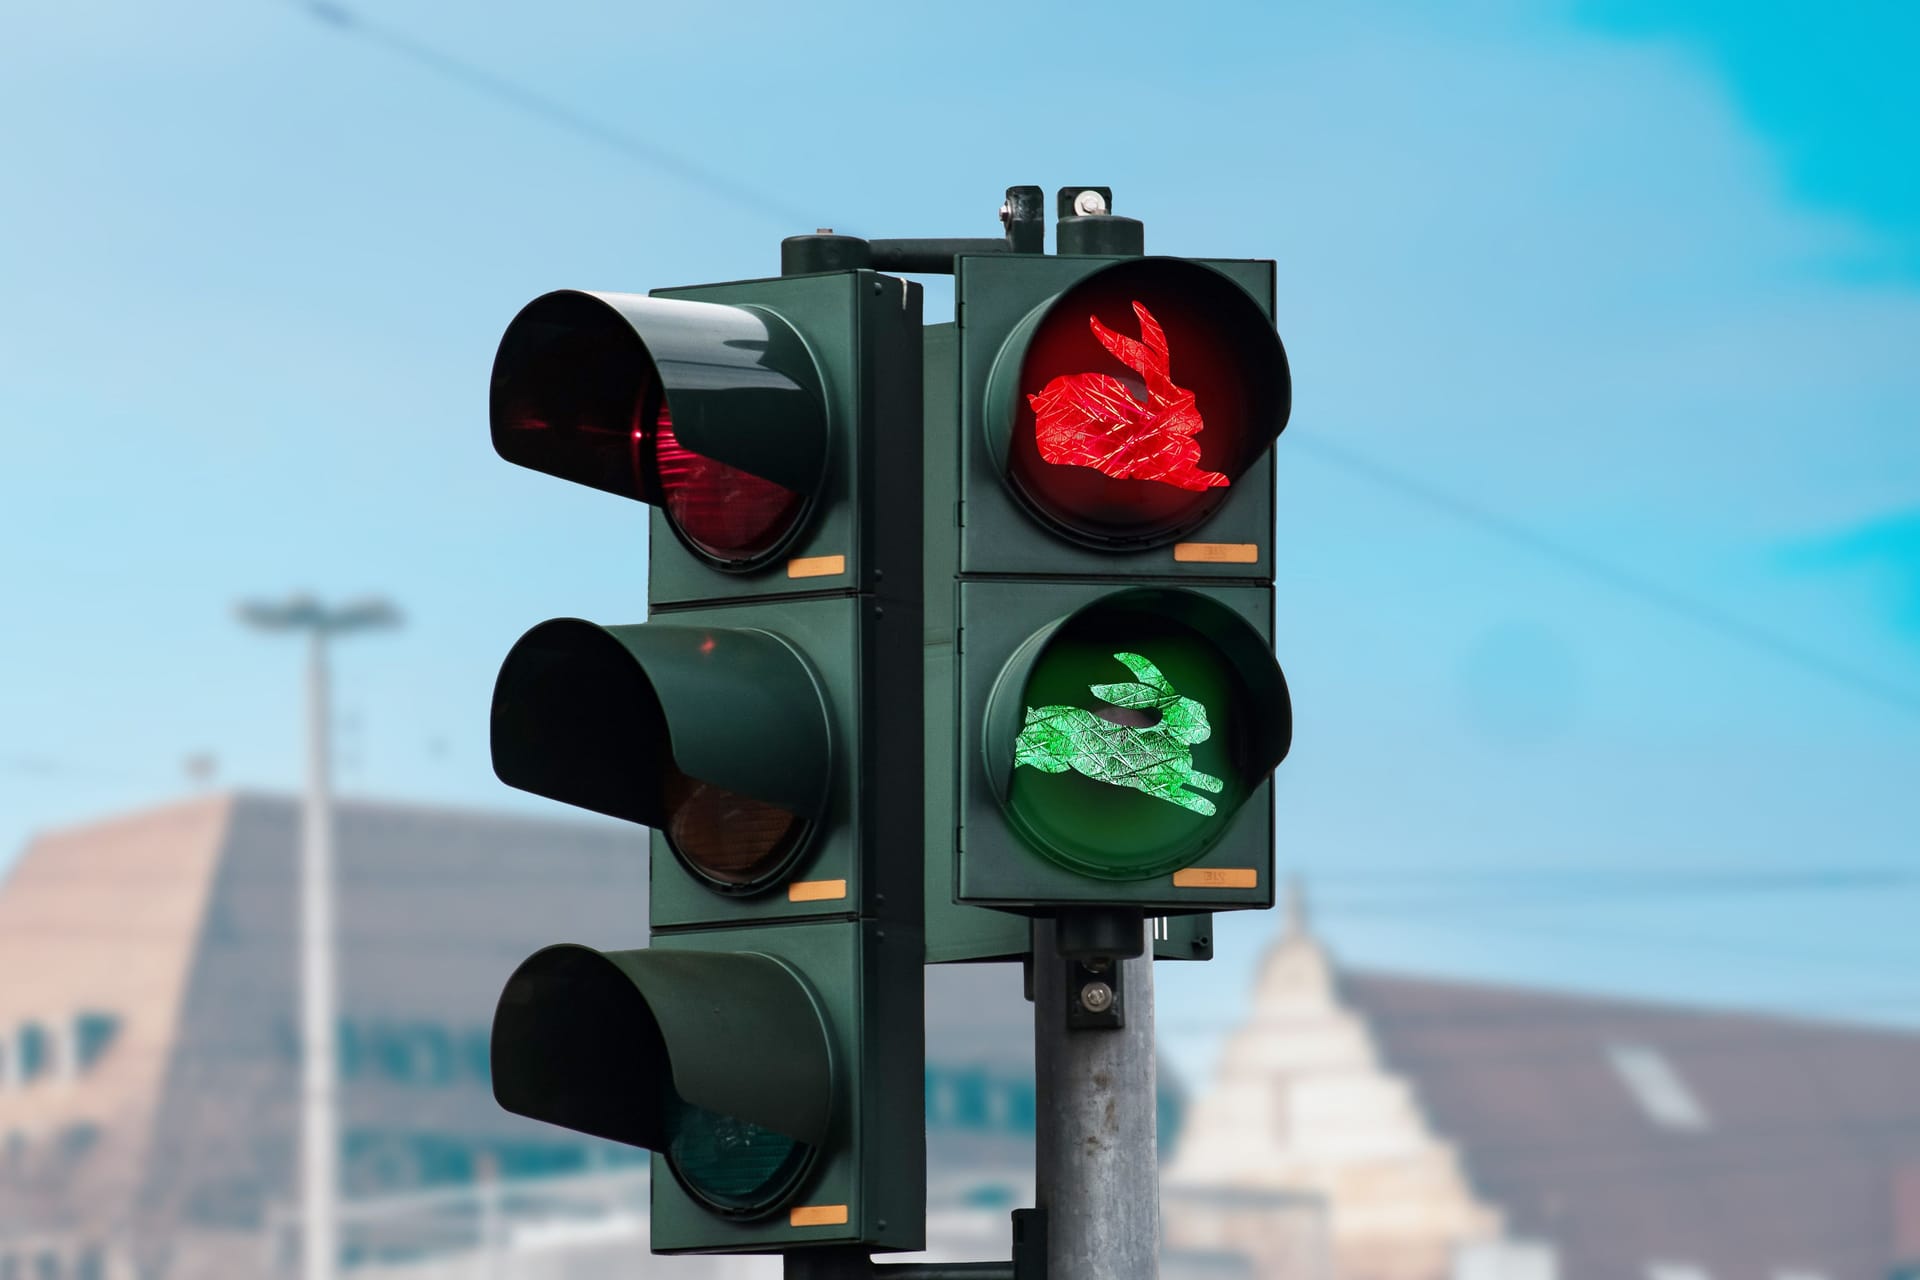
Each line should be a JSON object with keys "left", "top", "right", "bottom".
{"left": 1172, "top": 867, "right": 1259, "bottom": 889}
{"left": 787, "top": 554, "right": 847, "bottom": 579}
{"left": 1173, "top": 542, "right": 1258, "bottom": 564}
{"left": 790, "top": 1204, "right": 850, "bottom": 1227}
{"left": 787, "top": 879, "right": 848, "bottom": 903}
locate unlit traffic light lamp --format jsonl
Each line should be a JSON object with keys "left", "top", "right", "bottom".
{"left": 493, "top": 942, "right": 832, "bottom": 1219}
{"left": 489, "top": 618, "right": 830, "bottom": 894}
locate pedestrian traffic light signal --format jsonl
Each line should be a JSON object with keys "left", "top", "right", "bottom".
{"left": 485, "top": 267, "right": 925, "bottom": 1257}
{"left": 963, "top": 255, "right": 1289, "bottom": 574}
{"left": 991, "top": 589, "right": 1291, "bottom": 880}
{"left": 940, "top": 242, "right": 1292, "bottom": 917}
{"left": 958, "top": 580, "right": 1288, "bottom": 909}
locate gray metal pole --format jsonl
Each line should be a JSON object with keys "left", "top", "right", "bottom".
{"left": 1033, "top": 918, "right": 1159, "bottom": 1280}
{"left": 301, "top": 628, "right": 339, "bottom": 1280}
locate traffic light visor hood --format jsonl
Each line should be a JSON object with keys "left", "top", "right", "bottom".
{"left": 490, "top": 290, "right": 828, "bottom": 568}
{"left": 490, "top": 619, "right": 833, "bottom": 888}
{"left": 986, "top": 258, "right": 1290, "bottom": 547}
{"left": 983, "top": 588, "right": 1291, "bottom": 879}
{"left": 492, "top": 945, "right": 833, "bottom": 1212}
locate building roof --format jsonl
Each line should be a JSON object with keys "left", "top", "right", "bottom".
{"left": 1168, "top": 887, "right": 1920, "bottom": 1280}
{"left": 1346, "top": 967, "right": 1920, "bottom": 1279}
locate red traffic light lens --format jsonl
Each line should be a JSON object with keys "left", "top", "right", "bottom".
{"left": 662, "top": 768, "right": 812, "bottom": 894}
{"left": 654, "top": 405, "right": 808, "bottom": 568}
{"left": 491, "top": 291, "right": 824, "bottom": 572}
{"left": 991, "top": 259, "right": 1289, "bottom": 547}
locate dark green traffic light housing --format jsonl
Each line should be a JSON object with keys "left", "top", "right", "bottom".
{"left": 491, "top": 591, "right": 917, "bottom": 928}
{"left": 491, "top": 618, "right": 832, "bottom": 897}
{"left": 932, "top": 239, "right": 1294, "bottom": 925}
{"left": 981, "top": 588, "right": 1290, "bottom": 883}
{"left": 485, "top": 264, "right": 925, "bottom": 1259}
{"left": 492, "top": 290, "right": 828, "bottom": 574}
{"left": 960, "top": 254, "right": 1289, "bottom": 576}
{"left": 958, "top": 581, "right": 1287, "bottom": 912}
{"left": 492, "top": 944, "right": 831, "bottom": 1216}
{"left": 490, "top": 272, "right": 922, "bottom": 607}
{"left": 492, "top": 921, "right": 921, "bottom": 1251}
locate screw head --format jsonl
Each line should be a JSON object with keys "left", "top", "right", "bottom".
{"left": 1072, "top": 189, "right": 1109, "bottom": 217}
{"left": 1079, "top": 981, "right": 1115, "bottom": 1013}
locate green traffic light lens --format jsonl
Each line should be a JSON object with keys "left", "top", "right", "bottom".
{"left": 664, "top": 1094, "right": 817, "bottom": 1219}
{"left": 990, "top": 590, "right": 1289, "bottom": 880}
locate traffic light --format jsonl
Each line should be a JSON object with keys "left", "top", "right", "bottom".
{"left": 931, "top": 209, "right": 1294, "bottom": 921}
{"left": 484, "top": 270, "right": 927, "bottom": 1254}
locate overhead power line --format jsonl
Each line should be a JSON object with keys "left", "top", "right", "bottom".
{"left": 1294, "top": 436, "right": 1920, "bottom": 721}
{"left": 292, "top": 0, "right": 820, "bottom": 229}
{"left": 285, "top": 0, "right": 1920, "bottom": 724}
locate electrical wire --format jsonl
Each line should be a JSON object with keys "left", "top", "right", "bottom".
{"left": 1293, "top": 434, "right": 1920, "bottom": 720}
{"left": 290, "top": 0, "right": 821, "bottom": 230}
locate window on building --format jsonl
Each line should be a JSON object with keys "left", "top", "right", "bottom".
{"left": 963, "top": 1181, "right": 1019, "bottom": 1208}
{"left": 73, "top": 1014, "right": 120, "bottom": 1073}
{"left": 373, "top": 1026, "right": 418, "bottom": 1083}
{"left": 336, "top": 1020, "right": 364, "bottom": 1080}
{"left": 463, "top": 1029, "right": 491, "bottom": 1083}
{"left": 401, "top": 1025, "right": 453, "bottom": 1085}
{"left": 59, "top": 1125, "right": 100, "bottom": 1161}
{"left": 985, "top": 1082, "right": 1012, "bottom": 1130}
{"left": 1009, "top": 1081, "right": 1037, "bottom": 1130}
{"left": 1647, "top": 1262, "right": 1712, "bottom": 1280}
{"left": 1608, "top": 1044, "right": 1710, "bottom": 1132}
{"left": 927, "top": 1072, "right": 957, "bottom": 1126}
{"left": 950, "top": 1069, "right": 988, "bottom": 1129}
{"left": 16, "top": 1024, "right": 49, "bottom": 1084}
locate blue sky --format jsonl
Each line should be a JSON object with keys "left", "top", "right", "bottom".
{"left": 1, "top": 0, "right": 1915, "bottom": 1089}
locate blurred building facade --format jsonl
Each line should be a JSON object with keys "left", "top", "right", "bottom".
{"left": 1166, "top": 894, "right": 1920, "bottom": 1280}
{"left": 0, "top": 794, "right": 1093, "bottom": 1280}
{"left": 14, "top": 795, "right": 1920, "bottom": 1280}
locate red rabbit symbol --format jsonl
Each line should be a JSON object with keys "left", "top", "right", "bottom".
{"left": 1026, "top": 300, "right": 1228, "bottom": 492}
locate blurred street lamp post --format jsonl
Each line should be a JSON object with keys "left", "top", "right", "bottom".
{"left": 237, "top": 595, "right": 401, "bottom": 1280}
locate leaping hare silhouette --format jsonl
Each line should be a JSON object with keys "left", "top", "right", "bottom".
{"left": 1026, "top": 301, "right": 1228, "bottom": 492}
{"left": 1014, "top": 652, "right": 1225, "bottom": 816}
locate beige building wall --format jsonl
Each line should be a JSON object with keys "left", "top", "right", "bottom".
{"left": 0, "top": 796, "right": 235, "bottom": 1265}
{"left": 1163, "top": 894, "right": 1504, "bottom": 1280}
